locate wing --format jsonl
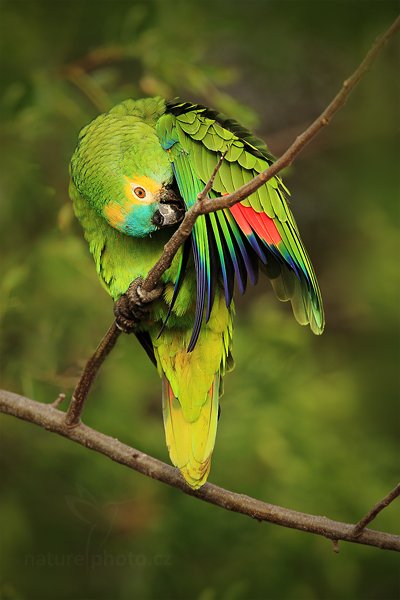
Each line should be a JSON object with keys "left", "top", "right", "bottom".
{"left": 156, "top": 101, "right": 324, "bottom": 350}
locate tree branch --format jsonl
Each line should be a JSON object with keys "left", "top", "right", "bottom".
{"left": 3, "top": 19, "right": 398, "bottom": 552}
{"left": 64, "top": 15, "right": 399, "bottom": 425}
{"left": 0, "top": 389, "right": 399, "bottom": 552}
{"left": 141, "top": 15, "right": 400, "bottom": 291}
{"left": 65, "top": 322, "right": 121, "bottom": 427}
{"left": 352, "top": 484, "right": 400, "bottom": 537}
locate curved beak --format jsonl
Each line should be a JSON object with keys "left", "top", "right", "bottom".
{"left": 152, "top": 188, "right": 185, "bottom": 228}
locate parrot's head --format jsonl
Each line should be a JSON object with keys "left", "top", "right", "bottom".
{"left": 70, "top": 106, "right": 184, "bottom": 237}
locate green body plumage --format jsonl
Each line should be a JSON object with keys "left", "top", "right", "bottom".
{"left": 70, "top": 97, "right": 324, "bottom": 488}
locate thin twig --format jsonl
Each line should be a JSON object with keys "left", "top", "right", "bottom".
{"left": 0, "top": 389, "right": 399, "bottom": 552}
{"left": 51, "top": 392, "right": 66, "bottom": 409}
{"left": 65, "top": 322, "right": 121, "bottom": 427}
{"left": 353, "top": 484, "right": 400, "bottom": 537}
{"left": 60, "top": 45, "right": 125, "bottom": 76}
{"left": 201, "top": 16, "right": 400, "bottom": 214}
{"left": 64, "top": 15, "right": 400, "bottom": 431}
{"left": 140, "top": 15, "right": 400, "bottom": 290}
{"left": 65, "top": 69, "right": 113, "bottom": 114}
{"left": 197, "top": 150, "right": 227, "bottom": 202}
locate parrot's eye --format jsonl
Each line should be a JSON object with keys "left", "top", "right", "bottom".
{"left": 133, "top": 186, "right": 146, "bottom": 199}
{"left": 127, "top": 177, "right": 157, "bottom": 204}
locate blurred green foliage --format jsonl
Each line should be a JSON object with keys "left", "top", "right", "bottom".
{"left": 0, "top": 1, "right": 399, "bottom": 599}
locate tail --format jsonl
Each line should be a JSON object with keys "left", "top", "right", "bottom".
{"left": 162, "top": 372, "right": 220, "bottom": 489}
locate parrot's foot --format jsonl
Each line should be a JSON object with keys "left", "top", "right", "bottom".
{"left": 114, "top": 277, "right": 164, "bottom": 333}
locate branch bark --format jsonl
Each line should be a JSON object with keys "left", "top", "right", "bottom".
{"left": 63, "top": 15, "right": 400, "bottom": 426}
{"left": 0, "top": 389, "right": 399, "bottom": 552}
{"left": 3, "top": 17, "right": 399, "bottom": 553}
{"left": 352, "top": 484, "right": 400, "bottom": 537}
{"left": 140, "top": 14, "right": 400, "bottom": 293}
{"left": 65, "top": 322, "right": 120, "bottom": 426}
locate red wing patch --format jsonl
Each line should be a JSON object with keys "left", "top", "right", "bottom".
{"left": 229, "top": 203, "right": 282, "bottom": 245}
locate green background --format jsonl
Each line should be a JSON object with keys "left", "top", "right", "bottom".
{"left": 0, "top": 1, "right": 399, "bottom": 599}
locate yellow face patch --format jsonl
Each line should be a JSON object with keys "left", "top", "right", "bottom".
{"left": 124, "top": 175, "right": 162, "bottom": 205}
{"left": 104, "top": 202, "right": 125, "bottom": 227}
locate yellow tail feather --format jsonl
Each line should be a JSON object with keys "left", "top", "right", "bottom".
{"left": 162, "top": 374, "right": 220, "bottom": 489}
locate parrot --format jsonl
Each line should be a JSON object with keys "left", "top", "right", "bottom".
{"left": 69, "top": 96, "right": 324, "bottom": 489}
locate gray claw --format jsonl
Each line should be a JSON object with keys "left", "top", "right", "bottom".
{"left": 114, "top": 277, "right": 164, "bottom": 333}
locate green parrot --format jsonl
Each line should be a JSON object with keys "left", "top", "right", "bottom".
{"left": 69, "top": 97, "right": 324, "bottom": 489}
